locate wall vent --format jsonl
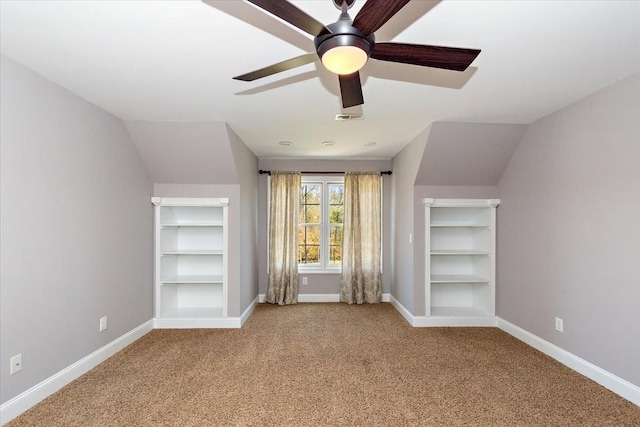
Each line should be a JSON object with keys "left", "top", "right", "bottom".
{"left": 335, "top": 113, "right": 364, "bottom": 121}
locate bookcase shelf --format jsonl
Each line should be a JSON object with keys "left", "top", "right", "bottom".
{"left": 152, "top": 197, "right": 229, "bottom": 328}
{"left": 431, "top": 250, "right": 491, "bottom": 256}
{"left": 160, "top": 274, "right": 224, "bottom": 284}
{"left": 161, "top": 250, "right": 224, "bottom": 255}
{"left": 424, "top": 198, "right": 500, "bottom": 327}
{"left": 430, "top": 275, "right": 490, "bottom": 283}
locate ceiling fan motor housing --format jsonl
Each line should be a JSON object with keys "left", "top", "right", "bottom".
{"left": 314, "top": 15, "right": 376, "bottom": 61}
{"left": 235, "top": 0, "right": 481, "bottom": 107}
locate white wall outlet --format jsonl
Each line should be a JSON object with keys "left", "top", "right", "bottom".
{"left": 555, "top": 317, "right": 563, "bottom": 333}
{"left": 409, "top": 232, "right": 413, "bottom": 243}
{"left": 99, "top": 316, "right": 108, "bottom": 332}
{"left": 302, "top": 276, "right": 308, "bottom": 285}
{"left": 10, "top": 354, "right": 22, "bottom": 375}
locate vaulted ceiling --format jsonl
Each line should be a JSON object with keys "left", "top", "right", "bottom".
{"left": 1, "top": 1, "right": 639, "bottom": 159}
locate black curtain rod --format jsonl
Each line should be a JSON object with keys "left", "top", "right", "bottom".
{"left": 259, "top": 170, "right": 392, "bottom": 176}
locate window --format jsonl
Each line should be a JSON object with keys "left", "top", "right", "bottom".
{"left": 298, "top": 176, "right": 344, "bottom": 270}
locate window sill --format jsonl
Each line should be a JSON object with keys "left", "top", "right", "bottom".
{"left": 298, "top": 268, "right": 342, "bottom": 275}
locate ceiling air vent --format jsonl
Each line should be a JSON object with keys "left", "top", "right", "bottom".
{"left": 335, "top": 113, "right": 364, "bottom": 121}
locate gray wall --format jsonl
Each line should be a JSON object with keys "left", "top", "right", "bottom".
{"left": 390, "top": 128, "right": 430, "bottom": 312}
{"left": 416, "top": 122, "right": 526, "bottom": 186}
{"left": 497, "top": 72, "right": 640, "bottom": 386}
{"left": 0, "top": 56, "right": 153, "bottom": 404}
{"left": 125, "top": 121, "right": 239, "bottom": 184}
{"left": 257, "top": 158, "right": 393, "bottom": 296}
{"left": 227, "top": 125, "right": 259, "bottom": 313}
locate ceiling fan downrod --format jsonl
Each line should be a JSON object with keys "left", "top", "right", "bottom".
{"left": 332, "top": 0, "right": 355, "bottom": 10}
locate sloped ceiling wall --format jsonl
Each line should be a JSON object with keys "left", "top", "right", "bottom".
{"left": 124, "top": 119, "right": 527, "bottom": 188}
{"left": 125, "top": 121, "right": 239, "bottom": 184}
{"left": 415, "top": 122, "right": 528, "bottom": 186}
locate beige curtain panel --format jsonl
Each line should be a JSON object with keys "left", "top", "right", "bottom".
{"left": 266, "top": 172, "right": 301, "bottom": 305}
{"left": 340, "top": 172, "right": 382, "bottom": 304}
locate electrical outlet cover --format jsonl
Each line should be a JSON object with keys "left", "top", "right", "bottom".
{"left": 10, "top": 354, "right": 22, "bottom": 375}
{"left": 100, "top": 316, "right": 108, "bottom": 332}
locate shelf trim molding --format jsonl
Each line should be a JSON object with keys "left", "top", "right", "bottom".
{"left": 423, "top": 198, "right": 500, "bottom": 207}
{"left": 161, "top": 223, "right": 224, "bottom": 227}
{"left": 152, "top": 197, "right": 229, "bottom": 207}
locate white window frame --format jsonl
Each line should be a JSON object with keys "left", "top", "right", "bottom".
{"left": 299, "top": 175, "right": 344, "bottom": 273}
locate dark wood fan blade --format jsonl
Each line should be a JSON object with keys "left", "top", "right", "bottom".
{"left": 353, "top": 0, "right": 411, "bottom": 36}
{"left": 371, "top": 42, "right": 481, "bottom": 71}
{"left": 339, "top": 72, "right": 364, "bottom": 108}
{"left": 247, "top": 0, "right": 330, "bottom": 37}
{"left": 233, "top": 53, "right": 318, "bottom": 81}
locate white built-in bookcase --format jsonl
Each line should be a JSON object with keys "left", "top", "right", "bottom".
{"left": 152, "top": 197, "right": 228, "bottom": 328}
{"left": 423, "top": 198, "right": 500, "bottom": 326}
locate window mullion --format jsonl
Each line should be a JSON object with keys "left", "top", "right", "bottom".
{"left": 322, "top": 182, "right": 328, "bottom": 269}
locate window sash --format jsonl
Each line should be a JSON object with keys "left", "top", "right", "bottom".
{"left": 299, "top": 177, "right": 344, "bottom": 270}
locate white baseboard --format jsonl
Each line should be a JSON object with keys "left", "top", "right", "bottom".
{"left": 154, "top": 299, "right": 258, "bottom": 329}
{"left": 240, "top": 297, "right": 258, "bottom": 326}
{"left": 0, "top": 319, "right": 154, "bottom": 425}
{"left": 390, "top": 295, "right": 419, "bottom": 325}
{"left": 415, "top": 316, "right": 498, "bottom": 327}
{"left": 390, "top": 296, "right": 497, "bottom": 327}
{"left": 388, "top": 298, "right": 639, "bottom": 406}
{"left": 1, "top": 301, "right": 258, "bottom": 424}
{"left": 258, "top": 293, "right": 390, "bottom": 303}
{"left": 497, "top": 318, "right": 640, "bottom": 406}
{"left": 154, "top": 317, "right": 243, "bottom": 328}
{"left": 5, "top": 302, "right": 635, "bottom": 426}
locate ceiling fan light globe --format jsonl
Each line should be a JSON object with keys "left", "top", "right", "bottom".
{"left": 321, "top": 45, "right": 368, "bottom": 75}
{"left": 316, "top": 34, "right": 372, "bottom": 75}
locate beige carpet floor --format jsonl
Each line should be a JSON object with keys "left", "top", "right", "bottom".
{"left": 7, "top": 303, "right": 640, "bottom": 426}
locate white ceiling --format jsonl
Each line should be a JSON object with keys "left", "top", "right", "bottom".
{"left": 1, "top": 0, "right": 639, "bottom": 159}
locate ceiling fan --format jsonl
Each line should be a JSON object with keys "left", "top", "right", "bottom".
{"left": 233, "top": 0, "right": 481, "bottom": 108}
